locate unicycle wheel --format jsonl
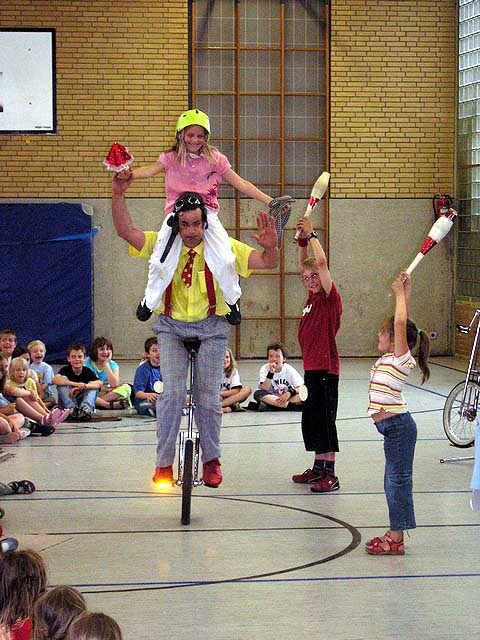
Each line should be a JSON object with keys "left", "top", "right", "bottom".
{"left": 181, "top": 438, "right": 194, "bottom": 525}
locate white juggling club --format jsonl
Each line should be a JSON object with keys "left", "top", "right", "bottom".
{"left": 294, "top": 171, "right": 330, "bottom": 241}
{"left": 406, "top": 209, "right": 457, "bottom": 275}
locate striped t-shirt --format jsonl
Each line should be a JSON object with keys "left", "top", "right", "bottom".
{"left": 367, "top": 350, "right": 416, "bottom": 415}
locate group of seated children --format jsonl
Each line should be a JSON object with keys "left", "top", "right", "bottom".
{"left": 0, "top": 546, "right": 124, "bottom": 640}
{"left": 0, "top": 329, "right": 70, "bottom": 444}
{"left": 220, "top": 342, "right": 305, "bottom": 412}
{"left": 0, "top": 329, "right": 165, "bottom": 444}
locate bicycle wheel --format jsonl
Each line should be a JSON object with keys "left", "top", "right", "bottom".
{"left": 443, "top": 381, "right": 478, "bottom": 448}
{"left": 181, "top": 438, "right": 194, "bottom": 525}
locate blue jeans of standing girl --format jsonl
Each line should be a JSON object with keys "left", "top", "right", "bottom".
{"left": 375, "top": 412, "right": 417, "bottom": 531}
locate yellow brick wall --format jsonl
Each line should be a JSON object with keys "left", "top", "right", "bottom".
{"left": 0, "top": 1, "right": 188, "bottom": 198}
{"left": 330, "top": 0, "right": 456, "bottom": 198}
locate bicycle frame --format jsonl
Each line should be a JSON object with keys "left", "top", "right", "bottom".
{"left": 457, "top": 309, "right": 480, "bottom": 396}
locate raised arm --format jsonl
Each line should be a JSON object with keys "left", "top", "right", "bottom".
{"left": 111, "top": 175, "right": 146, "bottom": 252}
{"left": 391, "top": 272, "right": 409, "bottom": 357}
{"left": 248, "top": 212, "right": 279, "bottom": 270}
{"left": 296, "top": 216, "right": 332, "bottom": 296}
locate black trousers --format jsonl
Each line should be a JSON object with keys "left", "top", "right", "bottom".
{"left": 301, "top": 370, "right": 339, "bottom": 454}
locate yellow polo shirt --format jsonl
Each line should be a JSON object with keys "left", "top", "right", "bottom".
{"left": 129, "top": 231, "right": 253, "bottom": 322}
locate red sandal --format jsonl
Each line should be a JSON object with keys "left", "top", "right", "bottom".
{"left": 366, "top": 531, "right": 405, "bottom": 555}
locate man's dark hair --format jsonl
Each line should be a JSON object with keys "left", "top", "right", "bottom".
{"left": 172, "top": 191, "right": 208, "bottom": 227}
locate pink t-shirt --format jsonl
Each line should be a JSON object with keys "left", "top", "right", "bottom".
{"left": 159, "top": 150, "right": 232, "bottom": 212}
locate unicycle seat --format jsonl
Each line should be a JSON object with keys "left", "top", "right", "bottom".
{"left": 183, "top": 337, "right": 201, "bottom": 353}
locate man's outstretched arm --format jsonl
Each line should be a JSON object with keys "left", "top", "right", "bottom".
{"left": 111, "top": 175, "right": 146, "bottom": 252}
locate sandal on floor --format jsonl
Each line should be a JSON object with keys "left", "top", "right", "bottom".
{"left": 366, "top": 531, "right": 404, "bottom": 555}
{"left": 8, "top": 480, "right": 36, "bottom": 495}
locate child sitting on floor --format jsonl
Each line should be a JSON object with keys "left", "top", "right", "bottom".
{"left": 4, "top": 358, "right": 67, "bottom": 428}
{"left": 253, "top": 342, "right": 304, "bottom": 411}
{"left": 0, "top": 549, "right": 48, "bottom": 640}
{"left": 133, "top": 337, "right": 162, "bottom": 417}
{"left": 220, "top": 348, "right": 251, "bottom": 413}
{"left": 0, "top": 353, "right": 55, "bottom": 437}
{"left": 32, "top": 585, "right": 86, "bottom": 640}
{"left": 52, "top": 343, "right": 103, "bottom": 422}
{"left": 28, "top": 340, "right": 56, "bottom": 408}
{"left": 84, "top": 337, "right": 132, "bottom": 410}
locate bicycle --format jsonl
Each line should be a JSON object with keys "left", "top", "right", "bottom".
{"left": 443, "top": 309, "right": 480, "bottom": 449}
{"left": 175, "top": 337, "right": 203, "bottom": 525}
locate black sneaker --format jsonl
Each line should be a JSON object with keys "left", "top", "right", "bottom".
{"left": 225, "top": 302, "right": 241, "bottom": 325}
{"left": 29, "top": 422, "right": 55, "bottom": 436}
{"left": 66, "top": 407, "right": 79, "bottom": 421}
{"left": 78, "top": 407, "right": 92, "bottom": 421}
{"left": 136, "top": 298, "right": 153, "bottom": 322}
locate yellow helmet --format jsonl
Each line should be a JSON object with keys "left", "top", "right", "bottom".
{"left": 175, "top": 109, "right": 211, "bottom": 140}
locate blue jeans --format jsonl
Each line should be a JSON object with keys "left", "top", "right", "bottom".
{"left": 136, "top": 400, "right": 156, "bottom": 417}
{"left": 57, "top": 379, "right": 97, "bottom": 412}
{"left": 375, "top": 412, "right": 417, "bottom": 532}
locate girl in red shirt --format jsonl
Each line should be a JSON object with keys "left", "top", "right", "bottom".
{"left": 0, "top": 549, "right": 47, "bottom": 640}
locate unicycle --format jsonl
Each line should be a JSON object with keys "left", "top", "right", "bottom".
{"left": 175, "top": 338, "right": 203, "bottom": 525}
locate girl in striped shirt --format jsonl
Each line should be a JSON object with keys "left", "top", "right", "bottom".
{"left": 366, "top": 272, "right": 430, "bottom": 555}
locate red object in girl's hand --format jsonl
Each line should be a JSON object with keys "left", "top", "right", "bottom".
{"left": 103, "top": 142, "right": 134, "bottom": 172}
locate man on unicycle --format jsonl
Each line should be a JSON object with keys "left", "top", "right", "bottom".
{"left": 111, "top": 177, "right": 279, "bottom": 488}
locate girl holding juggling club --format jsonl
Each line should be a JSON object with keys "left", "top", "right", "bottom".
{"left": 366, "top": 272, "right": 431, "bottom": 555}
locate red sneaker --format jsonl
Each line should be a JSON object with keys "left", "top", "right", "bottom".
{"left": 310, "top": 475, "right": 340, "bottom": 493}
{"left": 292, "top": 468, "right": 323, "bottom": 484}
{"left": 202, "top": 458, "right": 222, "bottom": 488}
{"left": 152, "top": 465, "right": 173, "bottom": 486}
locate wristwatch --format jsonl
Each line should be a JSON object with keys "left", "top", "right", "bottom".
{"left": 307, "top": 231, "right": 318, "bottom": 240}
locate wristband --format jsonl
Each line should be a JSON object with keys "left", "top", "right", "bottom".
{"left": 288, "top": 386, "right": 297, "bottom": 397}
{"left": 308, "top": 230, "right": 318, "bottom": 240}
{"left": 266, "top": 371, "right": 275, "bottom": 379}
{"left": 297, "top": 237, "right": 309, "bottom": 247}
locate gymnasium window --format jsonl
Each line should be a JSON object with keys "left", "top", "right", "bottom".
{"left": 458, "top": 0, "right": 480, "bottom": 299}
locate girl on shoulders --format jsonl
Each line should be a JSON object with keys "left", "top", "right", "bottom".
{"left": 118, "top": 108, "right": 292, "bottom": 324}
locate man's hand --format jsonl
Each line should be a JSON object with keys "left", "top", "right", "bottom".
{"left": 295, "top": 216, "right": 314, "bottom": 238}
{"left": 251, "top": 211, "right": 277, "bottom": 249}
{"left": 112, "top": 173, "right": 133, "bottom": 196}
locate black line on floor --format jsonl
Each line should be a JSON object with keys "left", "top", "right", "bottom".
{"left": 68, "top": 497, "right": 361, "bottom": 594}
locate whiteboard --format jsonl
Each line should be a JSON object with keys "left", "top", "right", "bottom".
{"left": 0, "top": 29, "right": 56, "bottom": 134}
